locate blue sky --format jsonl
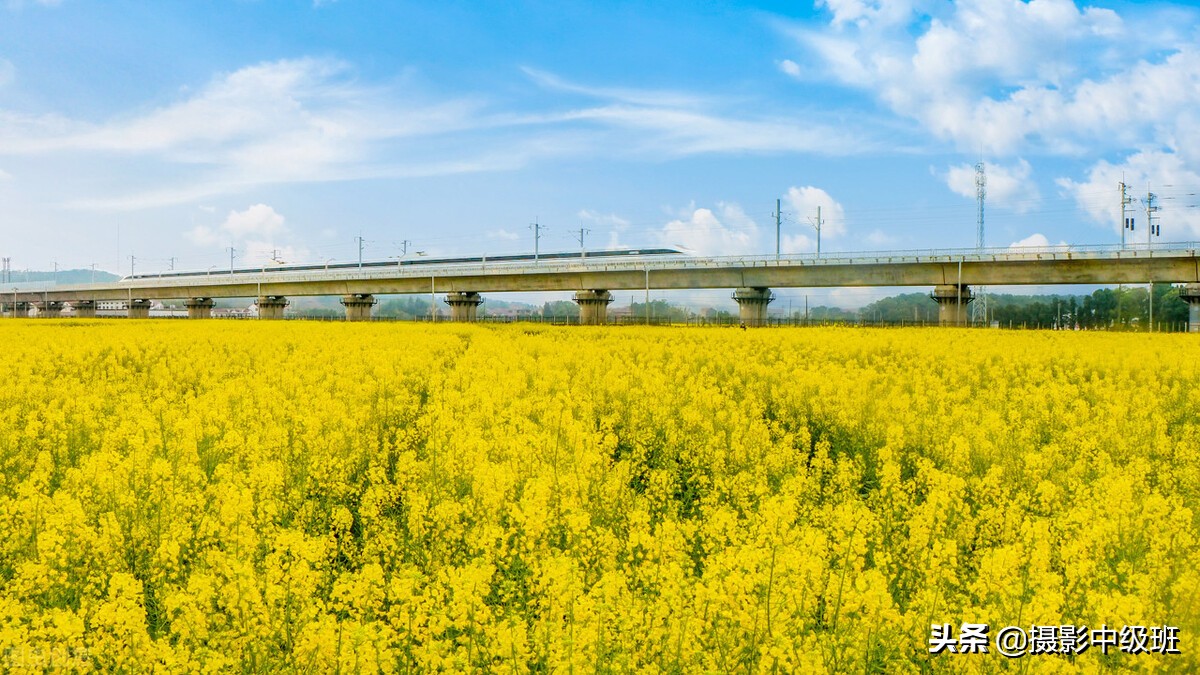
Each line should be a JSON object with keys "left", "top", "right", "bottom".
{"left": 2, "top": 0, "right": 1199, "bottom": 305}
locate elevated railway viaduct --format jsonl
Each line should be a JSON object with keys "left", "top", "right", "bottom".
{"left": 6, "top": 245, "right": 1200, "bottom": 329}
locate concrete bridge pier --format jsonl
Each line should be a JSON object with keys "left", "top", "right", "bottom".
{"left": 1180, "top": 284, "right": 1200, "bottom": 332}
{"left": 444, "top": 291, "right": 483, "bottom": 322}
{"left": 733, "top": 287, "right": 774, "bottom": 326}
{"left": 35, "top": 301, "right": 64, "bottom": 318}
{"left": 340, "top": 294, "right": 376, "bottom": 321}
{"left": 930, "top": 284, "right": 974, "bottom": 326}
{"left": 185, "top": 297, "right": 215, "bottom": 319}
{"left": 72, "top": 300, "right": 96, "bottom": 318}
{"left": 574, "top": 290, "right": 614, "bottom": 325}
{"left": 6, "top": 302, "right": 30, "bottom": 318}
{"left": 128, "top": 299, "right": 152, "bottom": 319}
{"left": 256, "top": 296, "right": 288, "bottom": 320}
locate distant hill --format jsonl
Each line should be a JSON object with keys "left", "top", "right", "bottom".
{"left": 4, "top": 269, "right": 121, "bottom": 284}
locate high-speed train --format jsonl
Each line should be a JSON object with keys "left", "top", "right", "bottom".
{"left": 121, "top": 247, "right": 686, "bottom": 281}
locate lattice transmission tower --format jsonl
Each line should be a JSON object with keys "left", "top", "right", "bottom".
{"left": 972, "top": 161, "right": 988, "bottom": 325}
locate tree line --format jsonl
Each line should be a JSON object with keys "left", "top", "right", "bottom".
{"left": 857, "top": 286, "right": 1190, "bottom": 330}
{"left": 280, "top": 286, "right": 1192, "bottom": 330}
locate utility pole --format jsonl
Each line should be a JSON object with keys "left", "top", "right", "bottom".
{"left": 356, "top": 235, "right": 365, "bottom": 269}
{"left": 774, "top": 198, "right": 782, "bottom": 260}
{"left": 576, "top": 226, "right": 589, "bottom": 259}
{"left": 168, "top": 256, "right": 177, "bottom": 271}
{"left": 394, "top": 240, "right": 413, "bottom": 269}
{"left": 430, "top": 276, "right": 436, "bottom": 323}
{"left": 530, "top": 218, "right": 543, "bottom": 262}
{"left": 1149, "top": 281, "right": 1154, "bottom": 332}
{"left": 90, "top": 263, "right": 96, "bottom": 285}
{"left": 227, "top": 246, "right": 236, "bottom": 274}
{"left": 53, "top": 261, "right": 58, "bottom": 285}
{"left": 1145, "top": 185, "right": 1161, "bottom": 246}
{"left": 1146, "top": 184, "right": 1160, "bottom": 332}
{"left": 1120, "top": 180, "right": 1135, "bottom": 247}
{"left": 808, "top": 207, "right": 823, "bottom": 258}
{"left": 129, "top": 255, "right": 136, "bottom": 277}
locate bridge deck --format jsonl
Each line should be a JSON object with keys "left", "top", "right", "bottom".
{"left": 8, "top": 243, "right": 1200, "bottom": 303}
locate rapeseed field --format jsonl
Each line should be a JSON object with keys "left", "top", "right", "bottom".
{"left": 0, "top": 320, "right": 1195, "bottom": 672}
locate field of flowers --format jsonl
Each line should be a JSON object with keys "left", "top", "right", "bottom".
{"left": 0, "top": 320, "right": 1196, "bottom": 672}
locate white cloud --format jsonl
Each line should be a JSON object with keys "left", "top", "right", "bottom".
{"left": 816, "top": 0, "right": 920, "bottom": 29}
{"left": 521, "top": 66, "right": 715, "bottom": 108}
{"left": 1057, "top": 150, "right": 1200, "bottom": 239}
{"left": 1, "top": 58, "right": 496, "bottom": 208}
{"left": 487, "top": 229, "right": 520, "bottom": 241}
{"left": 790, "top": 1, "right": 1200, "bottom": 249}
{"left": 579, "top": 209, "right": 631, "bottom": 250}
{"left": 783, "top": 185, "right": 846, "bottom": 253}
{"left": 945, "top": 159, "right": 1039, "bottom": 212}
{"left": 788, "top": 1, "right": 1200, "bottom": 156}
{"left": 222, "top": 203, "right": 285, "bottom": 238}
{"left": 557, "top": 104, "right": 862, "bottom": 156}
{"left": 1009, "top": 233, "right": 1067, "bottom": 248}
{"left": 578, "top": 209, "right": 630, "bottom": 230}
{"left": 0, "top": 56, "right": 888, "bottom": 213}
{"left": 54, "top": 58, "right": 381, "bottom": 157}
{"left": 778, "top": 59, "right": 802, "bottom": 78}
{"left": 527, "top": 68, "right": 876, "bottom": 156}
{"left": 864, "top": 229, "right": 898, "bottom": 247}
{"left": 657, "top": 203, "right": 758, "bottom": 256}
{"left": 187, "top": 203, "right": 287, "bottom": 249}
{"left": 185, "top": 224, "right": 219, "bottom": 246}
